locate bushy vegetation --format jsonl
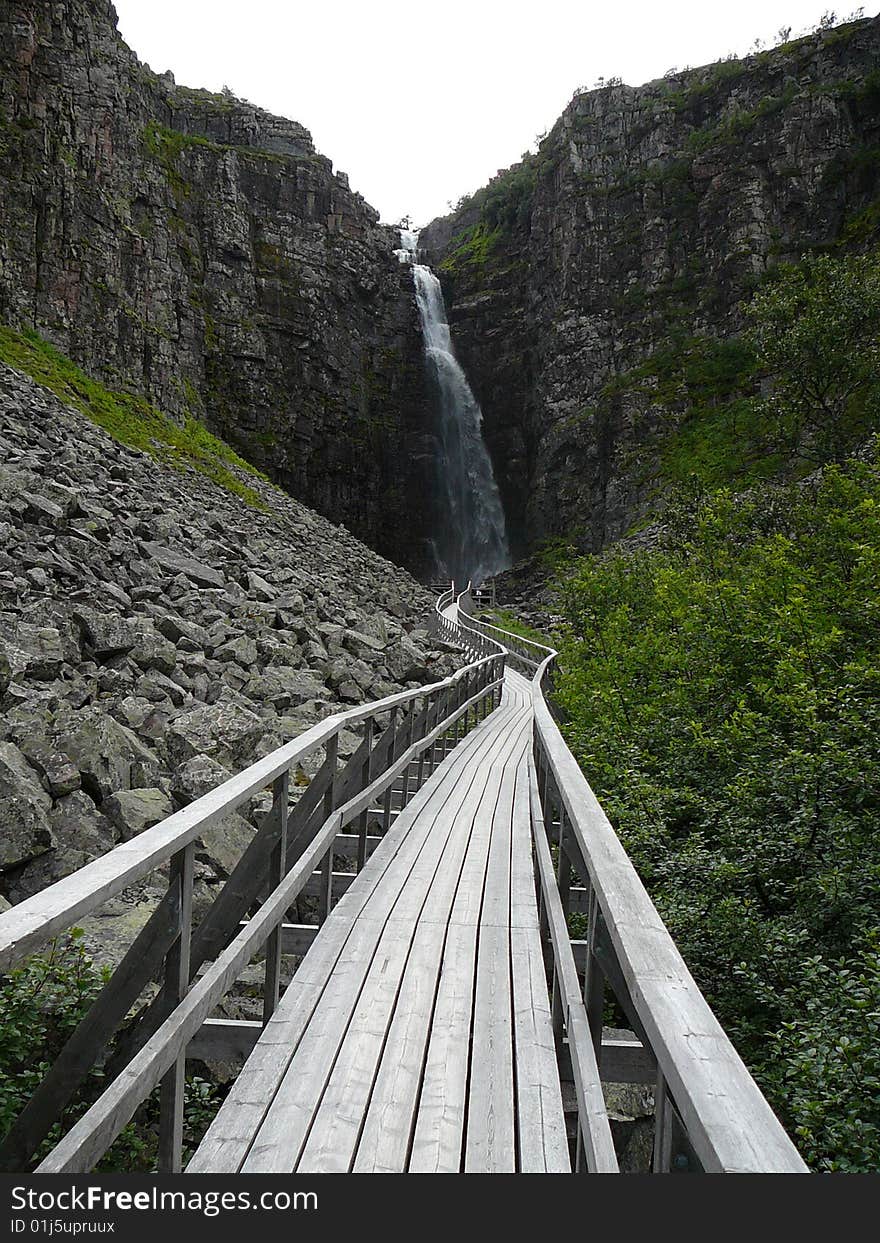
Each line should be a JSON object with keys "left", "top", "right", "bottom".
{"left": 553, "top": 459, "right": 880, "bottom": 1170}
{"left": 546, "top": 247, "right": 880, "bottom": 1170}
{"left": 745, "top": 251, "right": 880, "bottom": 463}
{"left": 0, "top": 933, "right": 224, "bottom": 1170}
{"left": 0, "top": 324, "right": 268, "bottom": 508}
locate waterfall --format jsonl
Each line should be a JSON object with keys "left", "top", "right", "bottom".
{"left": 398, "top": 230, "right": 510, "bottom": 587}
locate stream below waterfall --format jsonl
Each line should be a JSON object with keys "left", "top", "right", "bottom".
{"left": 396, "top": 230, "right": 510, "bottom": 587}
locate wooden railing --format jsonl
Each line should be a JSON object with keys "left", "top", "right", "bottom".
{"left": 0, "top": 592, "right": 504, "bottom": 1174}
{"left": 456, "top": 593, "right": 808, "bottom": 1174}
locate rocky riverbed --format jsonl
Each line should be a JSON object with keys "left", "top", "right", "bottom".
{"left": 0, "top": 363, "right": 463, "bottom": 967}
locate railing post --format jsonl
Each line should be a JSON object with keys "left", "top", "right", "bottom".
{"left": 403, "top": 705, "right": 416, "bottom": 805}
{"left": 318, "top": 732, "right": 339, "bottom": 924}
{"left": 584, "top": 890, "right": 605, "bottom": 1061}
{"left": 262, "top": 770, "right": 290, "bottom": 1024}
{"left": 382, "top": 707, "right": 399, "bottom": 832}
{"left": 158, "top": 839, "right": 195, "bottom": 1174}
{"left": 356, "top": 718, "right": 374, "bottom": 872}
{"left": 550, "top": 793, "right": 569, "bottom": 1054}
{"left": 653, "top": 1073, "right": 674, "bottom": 1173}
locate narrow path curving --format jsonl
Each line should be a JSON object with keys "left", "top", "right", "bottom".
{"left": 188, "top": 606, "right": 567, "bottom": 1173}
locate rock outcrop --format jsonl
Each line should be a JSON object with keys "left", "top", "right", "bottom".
{"left": 0, "top": 0, "right": 433, "bottom": 569}
{"left": 421, "top": 16, "right": 880, "bottom": 555}
{"left": 0, "top": 362, "right": 463, "bottom": 964}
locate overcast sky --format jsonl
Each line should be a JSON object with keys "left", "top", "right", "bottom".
{"left": 113, "top": 1, "right": 868, "bottom": 225}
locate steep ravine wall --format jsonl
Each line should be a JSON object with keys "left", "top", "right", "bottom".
{"left": 0, "top": 0, "right": 434, "bottom": 571}
{"left": 421, "top": 16, "right": 880, "bottom": 556}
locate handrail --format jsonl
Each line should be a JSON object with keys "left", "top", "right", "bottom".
{"left": 0, "top": 591, "right": 506, "bottom": 1172}
{"left": 447, "top": 585, "right": 807, "bottom": 1174}
{"left": 0, "top": 639, "right": 492, "bottom": 972}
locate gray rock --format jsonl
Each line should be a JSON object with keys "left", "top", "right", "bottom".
{"left": 131, "top": 625, "right": 178, "bottom": 675}
{"left": 214, "top": 635, "right": 258, "bottom": 667}
{"left": 19, "top": 741, "right": 82, "bottom": 797}
{"left": 0, "top": 616, "right": 65, "bottom": 680}
{"left": 0, "top": 642, "right": 10, "bottom": 696}
{"left": 163, "top": 700, "right": 264, "bottom": 770}
{"left": 52, "top": 707, "right": 162, "bottom": 802}
{"left": 73, "top": 608, "right": 142, "bottom": 658}
{"left": 0, "top": 741, "right": 54, "bottom": 869}
{"left": 171, "top": 753, "right": 235, "bottom": 806}
{"left": 103, "top": 788, "right": 173, "bottom": 840}
{"left": 140, "top": 542, "right": 225, "bottom": 588}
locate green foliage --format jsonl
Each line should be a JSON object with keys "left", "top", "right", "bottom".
{"left": 553, "top": 453, "right": 880, "bottom": 1169}
{"left": 0, "top": 323, "right": 268, "bottom": 508}
{"left": 745, "top": 250, "right": 880, "bottom": 462}
{"left": 0, "top": 932, "right": 106, "bottom": 1151}
{"left": 483, "top": 608, "right": 548, "bottom": 646}
{"left": 452, "top": 154, "right": 542, "bottom": 237}
{"left": 0, "top": 934, "right": 225, "bottom": 1171}
{"left": 438, "top": 222, "right": 504, "bottom": 277}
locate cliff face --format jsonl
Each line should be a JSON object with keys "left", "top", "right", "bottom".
{"left": 421, "top": 17, "right": 880, "bottom": 556}
{"left": 0, "top": 0, "right": 432, "bottom": 569}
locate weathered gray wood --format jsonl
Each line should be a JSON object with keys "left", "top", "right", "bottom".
{"left": 0, "top": 651, "right": 499, "bottom": 972}
{"left": 529, "top": 760, "right": 618, "bottom": 1173}
{"left": 37, "top": 789, "right": 378, "bottom": 1173}
{"left": 353, "top": 712, "right": 526, "bottom": 1173}
{"left": 158, "top": 841, "right": 195, "bottom": 1174}
{"left": 191, "top": 708, "right": 504, "bottom": 1172}
{"left": 261, "top": 772, "right": 290, "bottom": 1024}
{"left": 508, "top": 760, "right": 570, "bottom": 1172}
{"left": 261, "top": 712, "right": 517, "bottom": 1173}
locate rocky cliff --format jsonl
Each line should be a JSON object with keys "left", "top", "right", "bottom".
{"left": 0, "top": 0, "right": 432, "bottom": 569}
{"left": 420, "top": 15, "right": 880, "bottom": 556}
{"left": 0, "top": 361, "right": 463, "bottom": 965}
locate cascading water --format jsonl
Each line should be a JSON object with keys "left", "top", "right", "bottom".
{"left": 396, "top": 229, "right": 510, "bottom": 587}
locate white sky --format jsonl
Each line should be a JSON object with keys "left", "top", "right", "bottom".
{"left": 112, "top": 1, "right": 870, "bottom": 225}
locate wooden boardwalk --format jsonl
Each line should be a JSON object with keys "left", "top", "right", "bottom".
{"left": 0, "top": 585, "right": 807, "bottom": 1175}
{"left": 189, "top": 667, "right": 570, "bottom": 1173}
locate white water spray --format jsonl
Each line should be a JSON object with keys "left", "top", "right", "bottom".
{"left": 398, "top": 230, "right": 510, "bottom": 586}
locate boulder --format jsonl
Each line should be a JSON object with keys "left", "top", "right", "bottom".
{"left": 131, "top": 625, "right": 178, "bottom": 675}
{"left": 0, "top": 741, "right": 54, "bottom": 870}
{"left": 163, "top": 700, "right": 264, "bottom": 770}
{"left": 0, "top": 616, "right": 65, "bottom": 680}
{"left": 103, "top": 788, "right": 173, "bottom": 839}
{"left": 52, "top": 707, "right": 162, "bottom": 801}
{"left": 171, "top": 753, "right": 254, "bottom": 876}
{"left": 73, "top": 607, "right": 141, "bottom": 658}
{"left": 18, "top": 740, "right": 81, "bottom": 797}
{"left": 139, "top": 541, "right": 225, "bottom": 588}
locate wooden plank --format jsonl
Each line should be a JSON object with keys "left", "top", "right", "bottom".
{"left": 464, "top": 923, "right": 515, "bottom": 1172}
{"left": 352, "top": 716, "right": 527, "bottom": 1173}
{"left": 407, "top": 921, "right": 480, "bottom": 1173}
{"left": 411, "top": 712, "right": 531, "bottom": 1172}
{"left": 158, "top": 842, "right": 195, "bottom": 1174}
{"left": 508, "top": 762, "right": 569, "bottom": 1173}
{"left": 193, "top": 710, "right": 511, "bottom": 1173}
{"left": 529, "top": 759, "right": 618, "bottom": 1173}
{"left": 249, "top": 715, "right": 517, "bottom": 1174}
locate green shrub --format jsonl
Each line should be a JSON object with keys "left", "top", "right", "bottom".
{"left": 552, "top": 452, "right": 880, "bottom": 1169}
{"left": 0, "top": 933, "right": 225, "bottom": 1171}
